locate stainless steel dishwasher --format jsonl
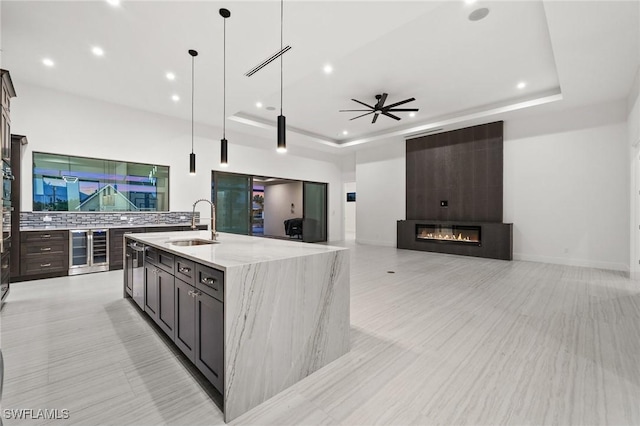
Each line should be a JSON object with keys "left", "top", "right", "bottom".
{"left": 129, "top": 242, "right": 146, "bottom": 310}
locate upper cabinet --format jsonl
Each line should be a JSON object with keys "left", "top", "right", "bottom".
{"left": 1, "top": 70, "right": 17, "bottom": 163}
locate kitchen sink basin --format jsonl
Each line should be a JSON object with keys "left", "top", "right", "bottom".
{"left": 169, "top": 239, "right": 219, "bottom": 246}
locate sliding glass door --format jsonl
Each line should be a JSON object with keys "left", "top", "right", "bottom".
{"left": 302, "top": 182, "right": 327, "bottom": 242}
{"left": 212, "top": 172, "right": 251, "bottom": 235}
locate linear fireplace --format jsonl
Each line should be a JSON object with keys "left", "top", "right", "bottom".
{"left": 416, "top": 224, "right": 481, "bottom": 246}
{"left": 398, "top": 220, "right": 512, "bottom": 260}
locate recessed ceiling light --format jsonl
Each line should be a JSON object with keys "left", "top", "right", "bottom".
{"left": 342, "top": 130, "right": 348, "bottom": 135}
{"left": 256, "top": 102, "right": 263, "bottom": 108}
{"left": 171, "top": 95, "right": 180, "bottom": 102}
{"left": 409, "top": 112, "right": 416, "bottom": 118}
{"left": 42, "top": 58, "right": 55, "bottom": 67}
{"left": 166, "top": 72, "right": 176, "bottom": 81}
{"left": 517, "top": 81, "right": 527, "bottom": 89}
{"left": 323, "top": 64, "right": 333, "bottom": 74}
{"left": 106, "top": 0, "right": 120, "bottom": 6}
{"left": 91, "top": 46, "right": 104, "bottom": 57}
{"left": 468, "top": 7, "right": 490, "bottom": 21}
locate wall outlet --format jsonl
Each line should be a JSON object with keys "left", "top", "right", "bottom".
{"left": 120, "top": 216, "right": 127, "bottom": 221}
{"left": 43, "top": 215, "right": 52, "bottom": 222}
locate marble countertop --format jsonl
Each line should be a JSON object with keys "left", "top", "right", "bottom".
{"left": 126, "top": 230, "right": 347, "bottom": 270}
{"left": 20, "top": 223, "right": 205, "bottom": 232}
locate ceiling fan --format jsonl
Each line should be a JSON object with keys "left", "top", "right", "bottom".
{"left": 340, "top": 93, "right": 419, "bottom": 123}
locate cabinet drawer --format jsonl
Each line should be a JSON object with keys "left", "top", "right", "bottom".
{"left": 21, "top": 241, "right": 67, "bottom": 256}
{"left": 22, "top": 230, "right": 68, "bottom": 242}
{"left": 195, "top": 264, "right": 224, "bottom": 302}
{"left": 22, "top": 256, "right": 67, "bottom": 275}
{"left": 157, "top": 250, "right": 174, "bottom": 274}
{"left": 145, "top": 247, "right": 159, "bottom": 265}
{"left": 174, "top": 257, "right": 195, "bottom": 285}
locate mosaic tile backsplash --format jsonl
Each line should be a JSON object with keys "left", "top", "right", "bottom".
{"left": 20, "top": 211, "right": 201, "bottom": 230}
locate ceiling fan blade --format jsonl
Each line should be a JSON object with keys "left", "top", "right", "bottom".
{"left": 350, "top": 111, "right": 375, "bottom": 121}
{"left": 386, "top": 108, "right": 419, "bottom": 112}
{"left": 351, "top": 99, "right": 375, "bottom": 109}
{"left": 384, "top": 97, "right": 416, "bottom": 109}
{"left": 372, "top": 113, "right": 379, "bottom": 124}
{"left": 340, "top": 109, "right": 372, "bottom": 112}
{"left": 376, "top": 93, "right": 388, "bottom": 109}
{"left": 382, "top": 112, "right": 401, "bottom": 121}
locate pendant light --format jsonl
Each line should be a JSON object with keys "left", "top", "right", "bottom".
{"left": 188, "top": 49, "right": 198, "bottom": 175}
{"left": 220, "top": 8, "right": 230, "bottom": 167}
{"left": 277, "top": 0, "right": 286, "bottom": 153}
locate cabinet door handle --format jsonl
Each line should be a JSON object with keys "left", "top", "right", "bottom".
{"left": 200, "top": 277, "right": 216, "bottom": 286}
{"left": 187, "top": 290, "right": 194, "bottom": 297}
{"left": 179, "top": 266, "right": 191, "bottom": 273}
{"left": 41, "top": 234, "right": 51, "bottom": 239}
{"left": 125, "top": 254, "right": 131, "bottom": 258}
{"left": 40, "top": 247, "right": 52, "bottom": 252}
{"left": 40, "top": 263, "right": 51, "bottom": 267}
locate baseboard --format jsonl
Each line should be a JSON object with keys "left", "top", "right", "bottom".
{"left": 513, "top": 252, "right": 630, "bottom": 273}
{"left": 355, "top": 238, "right": 396, "bottom": 247}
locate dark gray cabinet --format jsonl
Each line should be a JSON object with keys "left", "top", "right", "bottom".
{"left": 195, "top": 289, "right": 224, "bottom": 393}
{"left": 174, "top": 278, "right": 196, "bottom": 360}
{"left": 132, "top": 245, "right": 224, "bottom": 395}
{"left": 144, "top": 260, "right": 175, "bottom": 339}
{"left": 156, "top": 268, "right": 175, "bottom": 339}
{"left": 144, "top": 263, "right": 158, "bottom": 319}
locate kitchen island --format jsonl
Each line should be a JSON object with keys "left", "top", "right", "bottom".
{"left": 123, "top": 230, "right": 350, "bottom": 422}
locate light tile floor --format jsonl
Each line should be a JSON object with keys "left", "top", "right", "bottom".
{"left": 1, "top": 242, "right": 639, "bottom": 425}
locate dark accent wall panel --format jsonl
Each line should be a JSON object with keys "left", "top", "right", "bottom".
{"left": 406, "top": 121, "right": 503, "bottom": 222}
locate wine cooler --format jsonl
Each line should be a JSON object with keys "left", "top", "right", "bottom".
{"left": 69, "top": 229, "right": 109, "bottom": 275}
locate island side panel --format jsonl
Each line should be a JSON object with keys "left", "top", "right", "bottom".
{"left": 223, "top": 249, "right": 350, "bottom": 422}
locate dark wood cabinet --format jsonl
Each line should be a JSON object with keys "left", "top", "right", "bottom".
{"left": 156, "top": 268, "right": 175, "bottom": 338}
{"left": 19, "top": 230, "right": 68, "bottom": 277}
{"left": 144, "top": 263, "right": 158, "bottom": 320}
{"left": 174, "top": 278, "right": 196, "bottom": 360}
{"left": 109, "top": 227, "right": 145, "bottom": 271}
{"left": 1, "top": 70, "right": 16, "bottom": 163}
{"left": 144, "top": 259, "right": 175, "bottom": 339}
{"left": 131, "top": 243, "right": 224, "bottom": 395}
{"left": 195, "top": 289, "right": 224, "bottom": 393}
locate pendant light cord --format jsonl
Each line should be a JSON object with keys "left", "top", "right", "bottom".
{"left": 191, "top": 55, "right": 195, "bottom": 154}
{"left": 280, "top": 0, "right": 283, "bottom": 115}
{"left": 223, "top": 17, "right": 226, "bottom": 139}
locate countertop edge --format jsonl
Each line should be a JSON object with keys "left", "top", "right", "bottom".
{"left": 125, "top": 231, "right": 348, "bottom": 271}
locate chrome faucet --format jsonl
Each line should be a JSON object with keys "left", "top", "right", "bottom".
{"left": 191, "top": 199, "right": 217, "bottom": 241}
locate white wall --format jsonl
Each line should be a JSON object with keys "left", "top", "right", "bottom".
{"left": 263, "top": 182, "right": 303, "bottom": 237}
{"left": 355, "top": 140, "right": 405, "bottom": 246}
{"left": 10, "top": 83, "right": 345, "bottom": 241}
{"left": 354, "top": 102, "right": 630, "bottom": 271}
{"left": 344, "top": 181, "right": 356, "bottom": 236}
{"left": 503, "top": 101, "right": 629, "bottom": 272}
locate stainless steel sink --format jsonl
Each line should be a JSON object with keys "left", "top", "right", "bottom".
{"left": 169, "top": 239, "right": 219, "bottom": 246}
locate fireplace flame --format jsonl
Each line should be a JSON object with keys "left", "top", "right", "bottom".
{"left": 418, "top": 229, "right": 477, "bottom": 243}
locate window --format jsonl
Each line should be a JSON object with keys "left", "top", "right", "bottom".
{"left": 32, "top": 152, "right": 169, "bottom": 211}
